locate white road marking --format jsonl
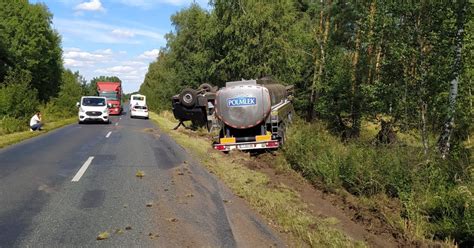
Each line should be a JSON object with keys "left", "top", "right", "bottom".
{"left": 119, "top": 117, "right": 122, "bottom": 120}
{"left": 106, "top": 131, "right": 112, "bottom": 138}
{"left": 115, "top": 122, "right": 118, "bottom": 126}
{"left": 71, "top": 156, "right": 94, "bottom": 182}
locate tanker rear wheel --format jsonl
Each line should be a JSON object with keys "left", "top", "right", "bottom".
{"left": 179, "top": 88, "right": 197, "bottom": 108}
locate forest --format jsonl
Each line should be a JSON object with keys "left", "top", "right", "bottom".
{"left": 140, "top": 1, "right": 473, "bottom": 246}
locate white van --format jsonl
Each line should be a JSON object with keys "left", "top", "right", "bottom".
{"left": 130, "top": 94, "right": 146, "bottom": 109}
{"left": 77, "top": 96, "right": 110, "bottom": 124}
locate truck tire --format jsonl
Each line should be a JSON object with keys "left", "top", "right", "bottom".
{"left": 198, "top": 83, "right": 213, "bottom": 93}
{"left": 179, "top": 88, "right": 197, "bottom": 108}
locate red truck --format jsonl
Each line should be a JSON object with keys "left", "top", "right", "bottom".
{"left": 97, "top": 82, "right": 122, "bottom": 115}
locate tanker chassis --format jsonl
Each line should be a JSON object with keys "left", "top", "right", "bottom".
{"left": 213, "top": 78, "right": 294, "bottom": 152}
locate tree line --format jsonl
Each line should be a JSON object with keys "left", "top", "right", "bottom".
{"left": 0, "top": 0, "right": 120, "bottom": 133}
{"left": 141, "top": 0, "right": 472, "bottom": 155}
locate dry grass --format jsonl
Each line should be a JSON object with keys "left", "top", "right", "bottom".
{"left": 135, "top": 170, "right": 145, "bottom": 178}
{"left": 0, "top": 117, "right": 76, "bottom": 149}
{"left": 96, "top": 231, "right": 110, "bottom": 240}
{"left": 149, "top": 111, "right": 365, "bottom": 248}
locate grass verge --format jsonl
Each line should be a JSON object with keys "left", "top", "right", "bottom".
{"left": 0, "top": 117, "right": 76, "bottom": 149}
{"left": 149, "top": 111, "right": 365, "bottom": 247}
{"left": 283, "top": 120, "right": 473, "bottom": 246}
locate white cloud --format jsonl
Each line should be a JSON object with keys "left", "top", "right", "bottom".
{"left": 117, "top": 0, "right": 208, "bottom": 8}
{"left": 54, "top": 18, "right": 165, "bottom": 45}
{"left": 138, "top": 49, "right": 159, "bottom": 59}
{"left": 111, "top": 29, "right": 135, "bottom": 38}
{"left": 95, "top": 48, "right": 113, "bottom": 55}
{"left": 64, "top": 58, "right": 86, "bottom": 67}
{"left": 66, "top": 47, "right": 82, "bottom": 52}
{"left": 128, "top": 61, "right": 147, "bottom": 66}
{"left": 75, "top": 0, "right": 105, "bottom": 12}
{"left": 63, "top": 48, "right": 113, "bottom": 68}
{"left": 96, "top": 65, "right": 135, "bottom": 74}
{"left": 61, "top": 47, "right": 157, "bottom": 93}
{"left": 64, "top": 50, "right": 105, "bottom": 60}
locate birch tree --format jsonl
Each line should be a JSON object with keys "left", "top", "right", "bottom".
{"left": 437, "top": 0, "right": 468, "bottom": 158}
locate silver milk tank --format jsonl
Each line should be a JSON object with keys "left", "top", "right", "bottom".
{"left": 215, "top": 82, "right": 272, "bottom": 129}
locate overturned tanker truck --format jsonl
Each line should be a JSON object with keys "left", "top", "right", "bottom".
{"left": 171, "top": 83, "right": 217, "bottom": 130}
{"left": 172, "top": 78, "right": 294, "bottom": 152}
{"left": 213, "top": 78, "right": 294, "bottom": 152}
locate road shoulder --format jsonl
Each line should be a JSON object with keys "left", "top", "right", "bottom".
{"left": 0, "top": 118, "right": 75, "bottom": 149}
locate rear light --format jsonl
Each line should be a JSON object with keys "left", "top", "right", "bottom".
{"left": 144, "top": 109, "right": 148, "bottom": 112}
{"left": 214, "top": 145, "right": 226, "bottom": 151}
{"left": 266, "top": 141, "right": 279, "bottom": 147}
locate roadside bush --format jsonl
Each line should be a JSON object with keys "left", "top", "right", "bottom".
{"left": 0, "top": 69, "right": 84, "bottom": 134}
{"left": 0, "top": 69, "right": 39, "bottom": 134}
{"left": 40, "top": 70, "right": 84, "bottom": 120}
{"left": 40, "top": 100, "right": 69, "bottom": 121}
{"left": 0, "top": 70, "right": 38, "bottom": 118}
{"left": 283, "top": 120, "right": 473, "bottom": 245}
{"left": 425, "top": 185, "right": 473, "bottom": 246}
{"left": 0, "top": 116, "right": 28, "bottom": 134}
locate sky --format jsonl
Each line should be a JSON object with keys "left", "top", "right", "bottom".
{"left": 30, "top": 0, "right": 209, "bottom": 93}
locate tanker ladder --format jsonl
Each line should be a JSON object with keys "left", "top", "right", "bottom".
{"left": 270, "top": 99, "right": 293, "bottom": 144}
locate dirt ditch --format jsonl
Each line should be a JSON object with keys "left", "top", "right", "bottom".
{"left": 227, "top": 150, "right": 421, "bottom": 247}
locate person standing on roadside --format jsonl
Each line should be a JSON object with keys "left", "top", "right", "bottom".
{"left": 29, "top": 111, "right": 43, "bottom": 131}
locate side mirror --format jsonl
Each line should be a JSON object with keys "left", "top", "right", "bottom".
{"left": 76, "top": 102, "right": 80, "bottom": 107}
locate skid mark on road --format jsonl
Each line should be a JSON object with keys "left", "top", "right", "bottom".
{"left": 153, "top": 145, "right": 183, "bottom": 169}
{"left": 79, "top": 190, "right": 105, "bottom": 209}
{"left": 141, "top": 128, "right": 161, "bottom": 139}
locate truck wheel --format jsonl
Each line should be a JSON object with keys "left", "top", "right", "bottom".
{"left": 198, "top": 83, "right": 213, "bottom": 93}
{"left": 179, "top": 88, "right": 197, "bottom": 108}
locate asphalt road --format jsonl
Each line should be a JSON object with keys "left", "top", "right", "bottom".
{"left": 0, "top": 110, "right": 284, "bottom": 247}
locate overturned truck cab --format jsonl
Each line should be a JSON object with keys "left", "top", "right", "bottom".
{"left": 213, "top": 78, "right": 294, "bottom": 152}
{"left": 171, "top": 84, "right": 217, "bottom": 131}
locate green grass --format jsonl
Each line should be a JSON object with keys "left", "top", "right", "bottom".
{"left": 283, "top": 120, "right": 473, "bottom": 246}
{"left": 149, "top": 111, "right": 365, "bottom": 247}
{"left": 0, "top": 117, "right": 75, "bottom": 149}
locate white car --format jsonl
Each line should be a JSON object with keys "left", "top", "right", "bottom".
{"left": 77, "top": 96, "right": 110, "bottom": 124}
{"left": 130, "top": 94, "right": 146, "bottom": 109}
{"left": 130, "top": 105, "right": 149, "bottom": 119}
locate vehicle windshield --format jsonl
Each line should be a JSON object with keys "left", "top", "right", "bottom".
{"left": 82, "top": 98, "right": 106, "bottom": 106}
{"left": 99, "top": 92, "right": 118, "bottom": 100}
{"left": 132, "top": 96, "right": 144, "bottom": 101}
